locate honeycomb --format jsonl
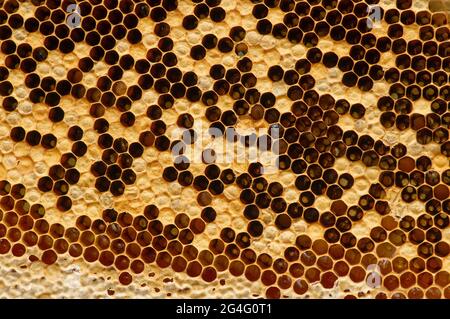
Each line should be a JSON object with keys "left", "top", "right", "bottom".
{"left": 0, "top": 0, "right": 449, "bottom": 299}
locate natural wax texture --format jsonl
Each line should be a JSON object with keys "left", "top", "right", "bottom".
{"left": 0, "top": 0, "right": 449, "bottom": 299}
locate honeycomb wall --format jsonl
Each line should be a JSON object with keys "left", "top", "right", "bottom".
{"left": 0, "top": 0, "right": 448, "bottom": 299}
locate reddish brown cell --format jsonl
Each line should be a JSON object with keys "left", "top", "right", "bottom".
{"left": 265, "top": 286, "right": 281, "bottom": 299}
{"left": 172, "top": 256, "right": 187, "bottom": 272}
{"left": 187, "top": 260, "right": 202, "bottom": 277}
{"left": 245, "top": 264, "right": 261, "bottom": 282}
{"left": 333, "top": 260, "right": 350, "bottom": 277}
{"left": 69, "top": 243, "right": 83, "bottom": 258}
{"left": 229, "top": 260, "right": 245, "bottom": 276}
{"left": 349, "top": 266, "right": 366, "bottom": 283}
{"left": 305, "top": 267, "right": 320, "bottom": 283}
{"left": 201, "top": 266, "right": 217, "bottom": 282}
{"left": 400, "top": 271, "right": 416, "bottom": 288}
{"left": 11, "top": 243, "right": 25, "bottom": 257}
{"left": 408, "top": 287, "right": 424, "bottom": 299}
{"left": 425, "top": 287, "right": 442, "bottom": 299}
{"left": 289, "top": 263, "right": 304, "bottom": 278}
{"left": 277, "top": 274, "right": 292, "bottom": 289}
{"left": 213, "top": 255, "right": 229, "bottom": 272}
{"left": 435, "top": 271, "right": 450, "bottom": 287}
{"left": 156, "top": 251, "right": 172, "bottom": 268}
{"left": 261, "top": 269, "right": 277, "bottom": 286}
{"left": 130, "top": 260, "right": 144, "bottom": 274}
{"left": 99, "top": 251, "right": 115, "bottom": 267}
{"left": 418, "top": 272, "right": 434, "bottom": 289}
{"left": 398, "top": 156, "right": 415, "bottom": 172}
{"left": 119, "top": 272, "right": 133, "bottom": 285}
{"left": 84, "top": 246, "right": 99, "bottom": 263}
{"left": 321, "top": 271, "right": 338, "bottom": 289}
{"left": 41, "top": 249, "right": 57, "bottom": 265}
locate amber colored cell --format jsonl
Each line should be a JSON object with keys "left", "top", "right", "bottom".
{"left": 11, "top": 243, "right": 25, "bottom": 257}
{"left": 398, "top": 156, "right": 415, "bottom": 172}
{"left": 54, "top": 238, "right": 68, "bottom": 254}
{"left": 241, "top": 248, "right": 256, "bottom": 264}
{"left": 4, "top": 212, "right": 18, "bottom": 227}
{"left": 41, "top": 249, "right": 57, "bottom": 265}
{"left": 340, "top": 233, "right": 356, "bottom": 249}
{"left": 427, "top": 257, "right": 443, "bottom": 273}
{"left": 312, "top": 239, "right": 328, "bottom": 255}
{"left": 444, "top": 286, "right": 450, "bottom": 299}
{"left": 392, "top": 256, "right": 408, "bottom": 274}
{"left": 272, "top": 258, "right": 287, "bottom": 274}
{"left": 19, "top": 216, "right": 34, "bottom": 231}
{"left": 199, "top": 264, "right": 216, "bottom": 282}
{"left": 333, "top": 260, "right": 350, "bottom": 277}
{"left": 305, "top": 267, "right": 320, "bottom": 283}
{"left": 389, "top": 229, "right": 406, "bottom": 246}
{"left": 300, "top": 250, "right": 316, "bottom": 266}
{"left": 84, "top": 246, "right": 99, "bottom": 263}
{"left": 170, "top": 255, "right": 187, "bottom": 272}
{"left": 317, "top": 256, "right": 334, "bottom": 271}
{"left": 349, "top": 266, "right": 366, "bottom": 283}
{"left": 434, "top": 271, "right": 450, "bottom": 287}
{"left": 49, "top": 223, "right": 64, "bottom": 238}
{"left": 80, "top": 231, "right": 95, "bottom": 247}
{"left": 383, "top": 275, "right": 399, "bottom": 291}
{"left": 37, "top": 235, "right": 53, "bottom": 251}
{"left": 119, "top": 272, "right": 133, "bottom": 285}
{"left": 321, "top": 271, "right": 338, "bottom": 289}
{"left": 183, "top": 245, "right": 198, "bottom": 261}
{"left": 295, "top": 234, "right": 312, "bottom": 250}
{"left": 126, "top": 243, "right": 141, "bottom": 259}
{"left": 417, "top": 272, "right": 433, "bottom": 291}
{"left": 408, "top": 287, "right": 424, "bottom": 299}
{"left": 207, "top": 239, "right": 223, "bottom": 256}
{"left": 435, "top": 242, "right": 450, "bottom": 257}
{"left": 345, "top": 249, "right": 361, "bottom": 265}
{"left": 228, "top": 260, "right": 245, "bottom": 277}
{"left": 399, "top": 271, "right": 416, "bottom": 289}
{"left": 130, "top": 260, "right": 144, "bottom": 274}
{"left": 284, "top": 246, "right": 299, "bottom": 262}
{"left": 156, "top": 251, "right": 172, "bottom": 268}
{"left": 381, "top": 216, "right": 398, "bottom": 230}
{"left": 330, "top": 200, "right": 348, "bottom": 216}
{"left": 196, "top": 249, "right": 212, "bottom": 267}
{"left": 425, "top": 287, "right": 442, "bottom": 299}
{"left": 22, "top": 231, "right": 38, "bottom": 247}
{"left": 243, "top": 264, "right": 260, "bottom": 282}
{"left": 94, "top": 234, "right": 110, "bottom": 251}
{"left": 361, "top": 254, "right": 377, "bottom": 269}
{"left": 411, "top": 258, "right": 426, "bottom": 274}
{"left": 292, "top": 279, "right": 308, "bottom": 295}
{"left": 166, "top": 241, "right": 181, "bottom": 256}
{"left": 370, "top": 226, "right": 387, "bottom": 243}
{"left": 76, "top": 215, "right": 92, "bottom": 231}
{"left": 69, "top": 244, "right": 83, "bottom": 257}
{"left": 259, "top": 268, "right": 276, "bottom": 286}
{"left": 376, "top": 242, "right": 397, "bottom": 259}
{"left": 186, "top": 260, "right": 202, "bottom": 277}
{"left": 197, "top": 191, "right": 212, "bottom": 206}
{"left": 0, "top": 239, "right": 11, "bottom": 254}
{"left": 434, "top": 184, "right": 450, "bottom": 200}
{"left": 99, "top": 251, "right": 115, "bottom": 267}
{"left": 141, "top": 247, "right": 157, "bottom": 264}
{"left": 212, "top": 255, "right": 228, "bottom": 272}
{"left": 190, "top": 218, "right": 205, "bottom": 234}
